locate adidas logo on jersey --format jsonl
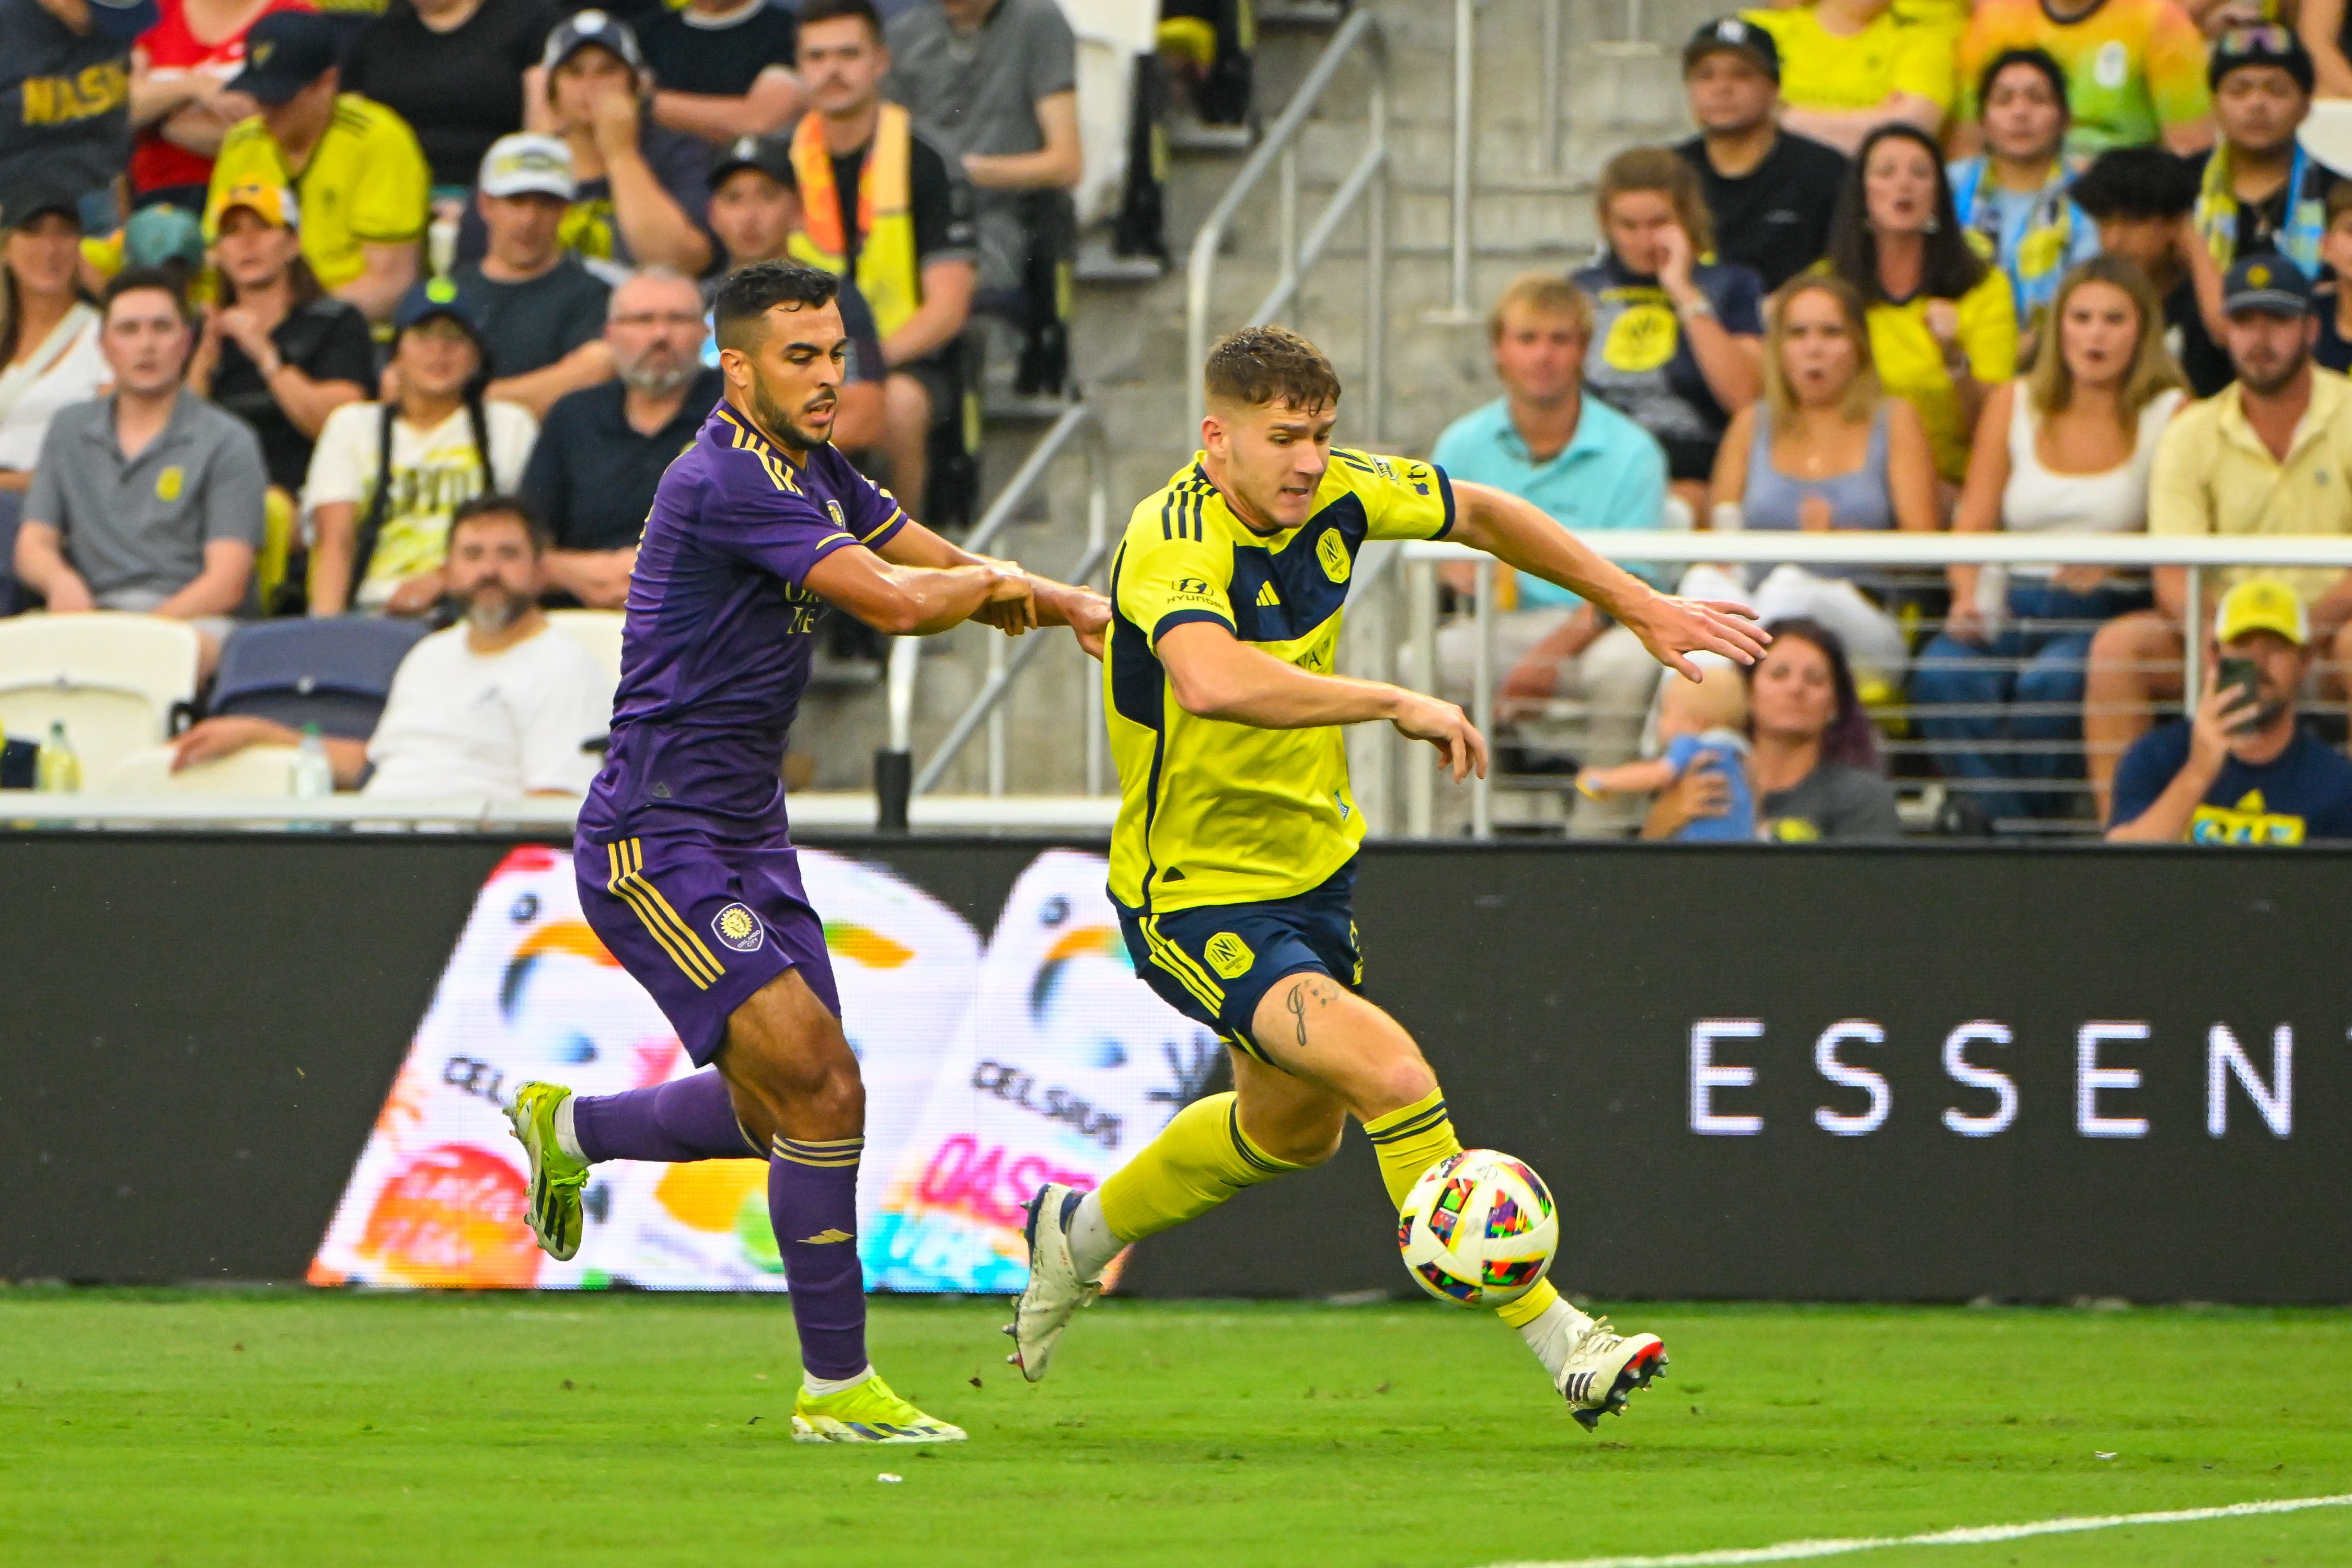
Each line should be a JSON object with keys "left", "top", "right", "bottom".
{"left": 1255, "top": 582, "right": 1281, "bottom": 607}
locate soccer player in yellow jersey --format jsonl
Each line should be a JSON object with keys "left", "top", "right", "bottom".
{"left": 1007, "top": 326, "right": 1768, "bottom": 1428}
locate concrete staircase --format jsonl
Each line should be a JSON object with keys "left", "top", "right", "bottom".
{"left": 791, "top": 0, "right": 1715, "bottom": 803}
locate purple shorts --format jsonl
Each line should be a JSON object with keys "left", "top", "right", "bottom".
{"left": 574, "top": 820, "right": 841, "bottom": 1066}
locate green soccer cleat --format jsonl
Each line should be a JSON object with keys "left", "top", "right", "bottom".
{"left": 791, "top": 1374, "right": 966, "bottom": 1445}
{"left": 505, "top": 1080, "right": 590, "bottom": 1262}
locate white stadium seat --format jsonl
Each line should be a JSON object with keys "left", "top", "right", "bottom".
{"left": 101, "top": 743, "right": 303, "bottom": 797}
{"left": 0, "top": 614, "right": 201, "bottom": 786}
{"left": 547, "top": 608, "right": 625, "bottom": 705}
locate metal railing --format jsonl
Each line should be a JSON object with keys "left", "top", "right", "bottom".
{"left": 874, "top": 401, "right": 1115, "bottom": 828}
{"left": 1396, "top": 531, "right": 2352, "bottom": 839}
{"left": 0, "top": 792, "right": 1120, "bottom": 833}
{"left": 1185, "top": 6, "right": 1389, "bottom": 436}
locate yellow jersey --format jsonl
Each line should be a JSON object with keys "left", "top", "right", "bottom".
{"left": 1106, "top": 449, "right": 1453, "bottom": 914}
{"left": 1742, "top": 5, "right": 1954, "bottom": 117}
{"left": 206, "top": 94, "right": 429, "bottom": 292}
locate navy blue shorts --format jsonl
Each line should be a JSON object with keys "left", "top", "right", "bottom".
{"left": 575, "top": 821, "right": 841, "bottom": 1067}
{"left": 1115, "top": 860, "right": 1362, "bottom": 1065}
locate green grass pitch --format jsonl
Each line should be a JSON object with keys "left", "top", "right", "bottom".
{"left": 3, "top": 1290, "right": 2349, "bottom": 1567}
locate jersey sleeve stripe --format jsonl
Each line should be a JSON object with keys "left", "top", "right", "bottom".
{"left": 1151, "top": 607, "right": 1232, "bottom": 647}
{"left": 1160, "top": 489, "right": 1175, "bottom": 539}
{"left": 1431, "top": 465, "right": 1456, "bottom": 539}
{"left": 859, "top": 508, "right": 905, "bottom": 543}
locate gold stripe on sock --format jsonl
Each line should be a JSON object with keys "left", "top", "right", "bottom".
{"left": 1494, "top": 1279, "right": 1561, "bottom": 1328}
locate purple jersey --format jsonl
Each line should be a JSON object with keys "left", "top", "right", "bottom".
{"left": 581, "top": 401, "right": 906, "bottom": 834}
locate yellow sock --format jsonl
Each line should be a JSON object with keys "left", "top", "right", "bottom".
{"left": 1366, "top": 1091, "right": 1563, "bottom": 1328}
{"left": 1097, "top": 1091, "right": 1305, "bottom": 1242}
{"left": 1363, "top": 1089, "right": 1463, "bottom": 1209}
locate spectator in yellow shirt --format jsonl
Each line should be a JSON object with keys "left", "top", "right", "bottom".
{"left": 1742, "top": 0, "right": 1955, "bottom": 153}
{"left": 2084, "top": 253, "right": 2352, "bottom": 817}
{"left": 204, "top": 10, "right": 428, "bottom": 325}
{"left": 1824, "top": 123, "right": 2021, "bottom": 492}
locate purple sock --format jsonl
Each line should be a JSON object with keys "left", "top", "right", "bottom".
{"left": 769, "top": 1135, "right": 869, "bottom": 1381}
{"left": 571, "top": 1071, "right": 759, "bottom": 1163}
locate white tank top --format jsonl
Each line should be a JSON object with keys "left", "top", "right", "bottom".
{"left": 2001, "top": 384, "right": 2183, "bottom": 538}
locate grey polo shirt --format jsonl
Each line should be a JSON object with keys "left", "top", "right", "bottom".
{"left": 884, "top": 0, "right": 1076, "bottom": 294}
{"left": 25, "top": 388, "right": 267, "bottom": 603}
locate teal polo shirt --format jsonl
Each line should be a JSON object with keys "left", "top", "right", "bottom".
{"left": 1427, "top": 394, "right": 1671, "bottom": 610}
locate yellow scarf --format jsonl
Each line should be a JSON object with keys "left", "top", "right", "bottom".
{"left": 787, "top": 103, "right": 920, "bottom": 340}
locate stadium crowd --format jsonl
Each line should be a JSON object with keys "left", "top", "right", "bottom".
{"left": 2, "top": 0, "right": 2350, "bottom": 843}
{"left": 1439, "top": 0, "right": 2352, "bottom": 844}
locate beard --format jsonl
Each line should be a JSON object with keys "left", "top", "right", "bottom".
{"left": 748, "top": 365, "right": 836, "bottom": 453}
{"left": 465, "top": 584, "right": 525, "bottom": 635}
{"left": 621, "top": 352, "right": 697, "bottom": 398}
{"left": 2237, "top": 344, "right": 2309, "bottom": 396}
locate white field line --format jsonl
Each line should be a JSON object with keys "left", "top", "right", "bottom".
{"left": 1480, "top": 1493, "right": 2352, "bottom": 1567}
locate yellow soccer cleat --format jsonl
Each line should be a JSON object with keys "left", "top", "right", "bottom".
{"left": 505, "top": 1080, "right": 589, "bottom": 1261}
{"left": 790, "top": 1373, "right": 966, "bottom": 1445}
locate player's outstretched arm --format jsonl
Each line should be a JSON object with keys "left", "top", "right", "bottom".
{"left": 877, "top": 518, "right": 1113, "bottom": 654}
{"left": 1448, "top": 480, "right": 1770, "bottom": 681}
{"left": 1158, "top": 621, "right": 1486, "bottom": 781}
{"left": 803, "top": 543, "right": 1033, "bottom": 637}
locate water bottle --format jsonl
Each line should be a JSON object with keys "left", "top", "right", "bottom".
{"left": 36, "top": 719, "right": 80, "bottom": 793}
{"left": 292, "top": 723, "right": 335, "bottom": 798}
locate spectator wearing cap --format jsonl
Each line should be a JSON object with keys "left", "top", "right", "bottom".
{"left": 204, "top": 9, "right": 431, "bottom": 322}
{"left": 185, "top": 179, "right": 373, "bottom": 498}
{"left": 2086, "top": 253, "right": 2352, "bottom": 818}
{"left": 2071, "top": 146, "right": 2235, "bottom": 396}
{"left": 638, "top": 0, "right": 804, "bottom": 146}
{"left": 127, "top": 0, "right": 312, "bottom": 214}
{"left": 2195, "top": 25, "right": 2334, "bottom": 280}
{"left": 1675, "top": 18, "right": 1848, "bottom": 294}
{"left": 303, "top": 283, "right": 537, "bottom": 615}
{"left": 342, "top": 0, "right": 558, "bottom": 192}
{"left": 886, "top": 0, "right": 1081, "bottom": 397}
{"left": 1736, "top": 1, "right": 1952, "bottom": 156}
{"left": 1957, "top": 0, "right": 2213, "bottom": 158}
{"left": 541, "top": 9, "right": 714, "bottom": 280}
{"left": 171, "top": 493, "right": 610, "bottom": 797}
{"left": 14, "top": 269, "right": 266, "bottom": 673}
{"left": 0, "top": 0, "right": 153, "bottom": 232}
{"left": 788, "top": 0, "right": 976, "bottom": 517}
{"left": 0, "top": 178, "right": 107, "bottom": 496}
{"left": 522, "top": 267, "right": 718, "bottom": 608}
{"left": 2108, "top": 578, "right": 2352, "bottom": 841}
{"left": 702, "top": 132, "right": 884, "bottom": 448}
{"left": 1946, "top": 49, "right": 2102, "bottom": 352}
{"left": 443, "top": 134, "right": 615, "bottom": 418}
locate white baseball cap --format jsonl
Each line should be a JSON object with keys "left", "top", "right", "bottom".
{"left": 478, "top": 134, "right": 577, "bottom": 202}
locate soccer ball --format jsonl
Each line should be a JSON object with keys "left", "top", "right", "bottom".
{"left": 1397, "top": 1149, "right": 1558, "bottom": 1308}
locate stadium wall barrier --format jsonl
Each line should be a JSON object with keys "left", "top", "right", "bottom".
{"left": 4, "top": 833, "right": 2347, "bottom": 1304}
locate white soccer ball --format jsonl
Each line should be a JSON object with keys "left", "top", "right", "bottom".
{"left": 1396, "top": 1148, "right": 1559, "bottom": 1308}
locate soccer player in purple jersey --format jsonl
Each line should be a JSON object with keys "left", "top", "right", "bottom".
{"left": 503, "top": 260, "right": 1108, "bottom": 1445}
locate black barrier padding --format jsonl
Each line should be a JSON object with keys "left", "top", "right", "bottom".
{"left": 1118, "top": 843, "right": 2352, "bottom": 1304}
{"left": 0, "top": 836, "right": 510, "bottom": 1281}
{"left": 7, "top": 834, "right": 2349, "bottom": 1302}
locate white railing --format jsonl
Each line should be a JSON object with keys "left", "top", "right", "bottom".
{"left": 876, "top": 401, "right": 1113, "bottom": 824}
{"left": 0, "top": 791, "right": 1120, "bottom": 832}
{"left": 1396, "top": 531, "right": 2352, "bottom": 838}
{"left": 1185, "top": 7, "right": 1389, "bottom": 436}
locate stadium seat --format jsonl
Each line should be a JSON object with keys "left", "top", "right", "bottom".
{"left": 547, "top": 608, "right": 624, "bottom": 700}
{"left": 101, "top": 743, "right": 302, "bottom": 796}
{"left": 209, "top": 617, "right": 431, "bottom": 740}
{"left": 0, "top": 613, "right": 201, "bottom": 785}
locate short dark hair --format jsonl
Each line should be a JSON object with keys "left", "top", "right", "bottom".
{"left": 1977, "top": 47, "right": 2069, "bottom": 121}
{"left": 796, "top": 0, "right": 883, "bottom": 42}
{"left": 1203, "top": 325, "right": 1341, "bottom": 411}
{"left": 449, "top": 492, "right": 549, "bottom": 555}
{"left": 101, "top": 266, "right": 188, "bottom": 323}
{"left": 712, "top": 259, "right": 840, "bottom": 353}
{"left": 2069, "top": 146, "right": 2201, "bottom": 222}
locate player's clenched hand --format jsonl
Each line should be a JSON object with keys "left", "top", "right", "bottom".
{"left": 1620, "top": 593, "right": 1771, "bottom": 681}
{"left": 974, "top": 562, "right": 1037, "bottom": 635}
{"left": 1390, "top": 690, "right": 1487, "bottom": 783}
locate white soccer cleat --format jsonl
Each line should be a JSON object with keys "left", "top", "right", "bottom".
{"left": 1002, "top": 1181, "right": 1100, "bottom": 1383}
{"left": 1554, "top": 1317, "right": 1667, "bottom": 1431}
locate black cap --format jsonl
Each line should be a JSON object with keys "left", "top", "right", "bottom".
{"left": 0, "top": 171, "right": 88, "bottom": 230}
{"left": 541, "top": 8, "right": 645, "bottom": 76}
{"left": 711, "top": 134, "right": 797, "bottom": 191}
{"left": 393, "top": 275, "right": 493, "bottom": 364}
{"left": 226, "top": 11, "right": 347, "bottom": 106}
{"left": 1683, "top": 16, "right": 1779, "bottom": 81}
{"left": 2210, "top": 22, "right": 2315, "bottom": 95}
{"left": 2222, "top": 253, "right": 2314, "bottom": 317}
{"left": 84, "top": 0, "right": 159, "bottom": 41}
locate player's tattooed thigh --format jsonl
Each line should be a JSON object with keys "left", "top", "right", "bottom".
{"left": 1283, "top": 975, "right": 1345, "bottom": 1050}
